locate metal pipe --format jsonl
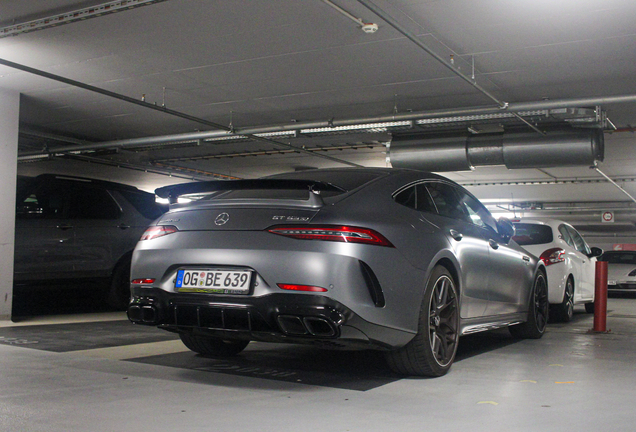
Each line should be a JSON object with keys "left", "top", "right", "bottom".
{"left": 0, "top": 57, "right": 230, "bottom": 131}
{"left": 17, "top": 94, "right": 636, "bottom": 160}
{"left": 356, "top": 0, "right": 504, "bottom": 108}
{"left": 4, "top": 57, "right": 360, "bottom": 167}
{"left": 594, "top": 166, "right": 636, "bottom": 205}
{"left": 354, "top": 0, "right": 545, "bottom": 135}
{"left": 322, "top": 0, "right": 365, "bottom": 26}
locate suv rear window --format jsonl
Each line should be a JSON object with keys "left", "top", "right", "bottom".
{"left": 601, "top": 252, "right": 636, "bottom": 265}
{"left": 512, "top": 223, "right": 553, "bottom": 245}
{"left": 118, "top": 189, "right": 167, "bottom": 219}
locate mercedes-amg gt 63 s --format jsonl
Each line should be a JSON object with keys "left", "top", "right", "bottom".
{"left": 128, "top": 168, "right": 548, "bottom": 377}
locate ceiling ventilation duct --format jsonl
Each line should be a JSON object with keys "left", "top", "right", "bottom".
{"left": 389, "top": 129, "right": 604, "bottom": 172}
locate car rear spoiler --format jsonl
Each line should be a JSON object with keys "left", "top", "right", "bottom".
{"left": 155, "top": 179, "right": 345, "bottom": 206}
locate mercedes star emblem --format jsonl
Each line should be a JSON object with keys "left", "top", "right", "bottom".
{"left": 214, "top": 212, "right": 230, "bottom": 226}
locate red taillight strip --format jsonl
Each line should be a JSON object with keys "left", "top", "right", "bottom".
{"left": 267, "top": 225, "right": 394, "bottom": 247}
{"left": 131, "top": 278, "right": 156, "bottom": 285}
{"left": 140, "top": 225, "right": 178, "bottom": 241}
{"left": 277, "top": 283, "right": 328, "bottom": 292}
{"left": 540, "top": 248, "right": 566, "bottom": 266}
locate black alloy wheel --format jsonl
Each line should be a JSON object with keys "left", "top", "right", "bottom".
{"left": 555, "top": 277, "right": 575, "bottom": 322}
{"left": 510, "top": 270, "right": 549, "bottom": 339}
{"left": 385, "top": 265, "right": 460, "bottom": 377}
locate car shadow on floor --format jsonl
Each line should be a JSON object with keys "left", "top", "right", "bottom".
{"left": 128, "top": 329, "right": 522, "bottom": 390}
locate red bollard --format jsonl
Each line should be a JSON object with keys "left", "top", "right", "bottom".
{"left": 593, "top": 260, "right": 608, "bottom": 332}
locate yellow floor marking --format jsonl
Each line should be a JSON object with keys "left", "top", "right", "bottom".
{"left": 520, "top": 380, "right": 537, "bottom": 383}
{"left": 72, "top": 339, "right": 189, "bottom": 360}
{"left": 477, "top": 401, "right": 499, "bottom": 405}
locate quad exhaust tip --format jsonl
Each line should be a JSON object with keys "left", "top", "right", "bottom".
{"left": 276, "top": 315, "right": 337, "bottom": 337}
{"left": 128, "top": 304, "right": 158, "bottom": 324}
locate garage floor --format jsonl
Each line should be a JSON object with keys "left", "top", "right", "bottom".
{"left": 1, "top": 298, "right": 635, "bottom": 432}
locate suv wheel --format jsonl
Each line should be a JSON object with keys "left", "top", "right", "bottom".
{"left": 106, "top": 259, "right": 131, "bottom": 310}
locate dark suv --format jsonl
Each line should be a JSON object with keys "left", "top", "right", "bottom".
{"left": 14, "top": 174, "right": 166, "bottom": 309}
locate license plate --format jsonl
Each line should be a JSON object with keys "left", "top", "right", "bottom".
{"left": 175, "top": 269, "right": 252, "bottom": 294}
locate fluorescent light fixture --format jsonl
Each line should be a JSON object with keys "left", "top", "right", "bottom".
{"left": 1, "top": 0, "right": 169, "bottom": 38}
{"left": 416, "top": 111, "right": 547, "bottom": 125}
{"left": 255, "top": 130, "right": 297, "bottom": 138}
{"left": 300, "top": 121, "right": 412, "bottom": 135}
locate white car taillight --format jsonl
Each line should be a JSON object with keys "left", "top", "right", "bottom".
{"left": 540, "top": 248, "right": 566, "bottom": 266}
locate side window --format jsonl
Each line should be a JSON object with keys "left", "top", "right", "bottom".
{"left": 393, "top": 183, "right": 436, "bottom": 213}
{"left": 566, "top": 226, "right": 590, "bottom": 255}
{"left": 69, "top": 184, "right": 121, "bottom": 219}
{"left": 16, "top": 182, "right": 70, "bottom": 219}
{"left": 460, "top": 192, "right": 498, "bottom": 232}
{"left": 558, "top": 224, "right": 574, "bottom": 247}
{"left": 424, "top": 182, "right": 470, "bottom": 223}
{"left": 394, "top": 185, "right": 416, "bottom": 209}
{"left": 415, "top": 184, "right": 436, "bottom": 213}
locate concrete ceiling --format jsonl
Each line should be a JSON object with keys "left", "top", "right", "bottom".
{"left": 2, "top": 0, "right": 636, "bottom": 245}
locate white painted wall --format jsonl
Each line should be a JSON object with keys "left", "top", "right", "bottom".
{"left": 0, "top": 89, "right": 19, "bottom": 320}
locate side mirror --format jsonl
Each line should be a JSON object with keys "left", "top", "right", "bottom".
{"left": 496, "top": 217, "right": 515, "bottom": 244}
{"left": 589, "top": 247, "right": 603, "bottom": 258}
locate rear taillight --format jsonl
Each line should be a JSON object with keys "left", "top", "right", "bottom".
{"left": 267, "top": 225, "right": 394, "bottom": 247}
{"left": 131, "top": 278, "right": 156, "bottom": 285}
{"left": 277, "top": 283, "right": 328, "bottom": 292}
{"left": 140, "top": 225, "right": 178, "bottom": 241}
{"left": 540, "top": 248, "right": 565, "bottom": 266}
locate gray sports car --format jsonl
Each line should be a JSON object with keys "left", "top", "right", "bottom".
{"left": 128, "top": 168, "right": 548, "bottom": 377}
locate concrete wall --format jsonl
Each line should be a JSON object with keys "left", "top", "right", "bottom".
{"left": 0, "top": 89, "right": 19, "bottom": 320}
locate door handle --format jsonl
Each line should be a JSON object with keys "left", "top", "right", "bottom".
{"left": 118, "top": 223, "right": 131, "bottom": 230}
{"left": 488, "top": 239, "right": 499, "bottom": 249}
{"left": 449, "top": 229, "right": 463, "bottom": 241}
{"left": 56, "top": 224, "right": 74, "bottom": 231}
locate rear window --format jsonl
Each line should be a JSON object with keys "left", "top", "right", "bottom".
{"left": 118, "top": 189, "right": 167, "bottom": 219}
{"left": 195, "top": 170, "right": 387, "bottom": 201}
{"left": 601, "top": 252, "right": 636, "bottom": 265}
{"left": 267, "top": 170, "right": 386, "bottom": 192}
{"left": 512, "top": 223, "right": 553, "bottom": 245}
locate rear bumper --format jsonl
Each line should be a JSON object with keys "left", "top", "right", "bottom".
{"left": 607, "top": 282, "right": 636, "bottom": 292}
{"left": 128, "top": 287, "right": 413, "bottom": 349}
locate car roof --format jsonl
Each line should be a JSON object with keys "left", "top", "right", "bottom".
{"left": 32, "top": 174, "right": 147, "bottom": 193}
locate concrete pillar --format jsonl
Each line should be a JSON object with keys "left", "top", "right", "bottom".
{"left": 0, "top": 89, "right": 19, "bottom": 320}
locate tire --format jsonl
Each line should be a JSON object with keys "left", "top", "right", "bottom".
{"left": 179, "top": 333, "right": 249, "bottom": 357}
{"left": 106, "top": 258, "right": 132, "bottom": 310}
{"left": 584, "top": 302, "right": 595, "bottom": 314}
{"left": 510, "top": 270, "right": 549, "bottom": 339}
{"left": 554, "top": 277, "right": 575, "bottom": 322}
{"left": 385, "top": 265, "right": 460, "bottom": 377}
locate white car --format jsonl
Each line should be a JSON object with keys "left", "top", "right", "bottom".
{"left": 512, "top": 218, "right": 603, "bottom": 322}
{"left": 602, "top": 251, "right": 636, "bottom": 294}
